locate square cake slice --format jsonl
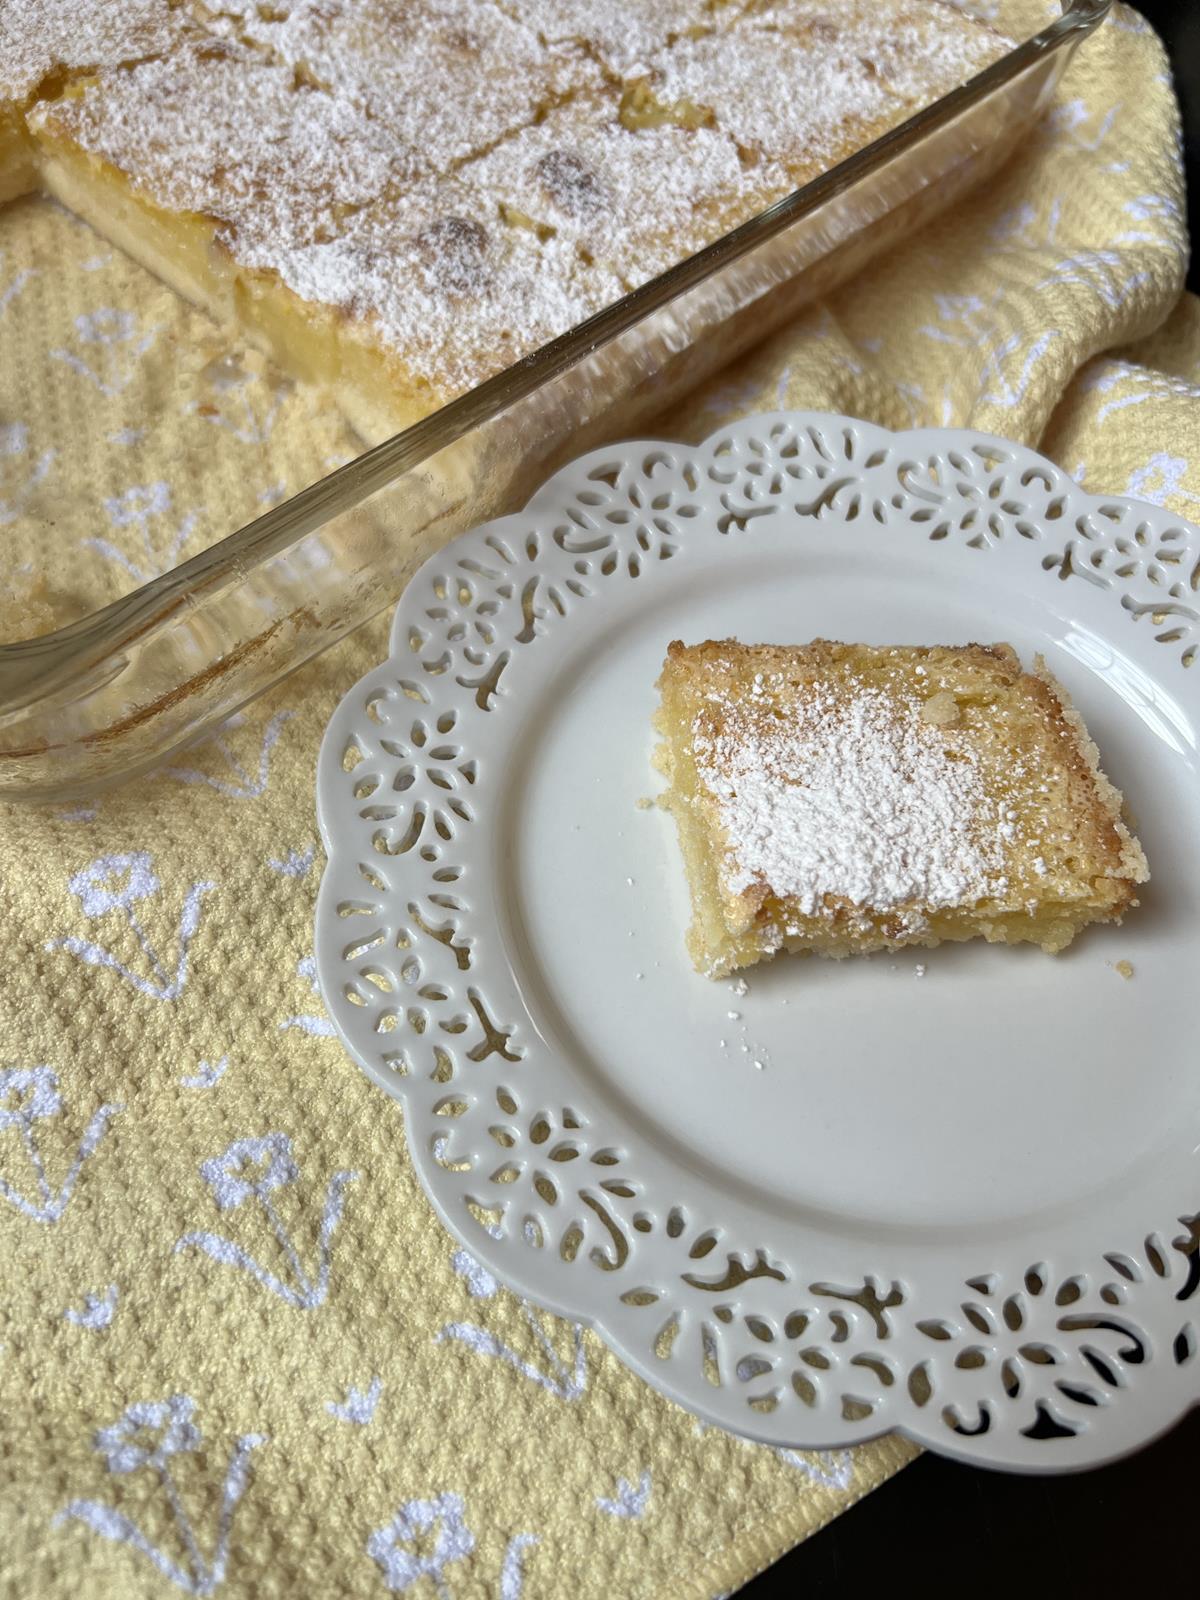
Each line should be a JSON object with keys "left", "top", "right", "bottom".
{"left": 654, "top": 640, "right": 1148, "bottom": 978}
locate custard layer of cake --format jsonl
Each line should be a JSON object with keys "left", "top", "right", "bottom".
{"left": 655, "top": 640, "right": 1148, "bottom": 978}
{"left": 0, "top": 109, "right": 30, "bottom": 206}
{"left": 2, "top": 1, "right": 1011, "bottom": 440}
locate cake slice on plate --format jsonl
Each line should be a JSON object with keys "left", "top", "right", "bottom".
{"left": 655, "top": 639, "right": 1148, "bottom": 978}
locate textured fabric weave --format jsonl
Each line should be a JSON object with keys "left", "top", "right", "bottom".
{"left": 0, "top": 4, "right": 1192, "bottom": 1596}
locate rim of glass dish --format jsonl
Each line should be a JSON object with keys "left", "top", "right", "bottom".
{"left": 0, "top": 0, "right": 1110, "bottom": 708}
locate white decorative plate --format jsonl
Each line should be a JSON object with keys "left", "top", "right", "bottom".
{"left": 314, "top": 413, "right": 1200, "bottom": 1471}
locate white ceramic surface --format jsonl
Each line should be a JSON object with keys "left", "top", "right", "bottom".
{"left": 315, "top": 413, "right": 1200, "bottom": 1470}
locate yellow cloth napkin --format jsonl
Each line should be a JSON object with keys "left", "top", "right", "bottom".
{"left": 0, "top": 4, "right": 1191, "bottom": 1596}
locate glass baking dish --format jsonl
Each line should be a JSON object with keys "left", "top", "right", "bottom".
{"left": 0, "top": 0, "right": 1110, "bottom": 801}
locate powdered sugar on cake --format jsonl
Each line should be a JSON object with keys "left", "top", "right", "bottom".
{"left": 633, "top": 29, "right": 903, "bottom": 171}
{"left": 493, "top": 0, "right": 716, "bottom": 78}
{"left": 727, "top": 0, "right": 1008, "bottom": 109}
{"left": 467, "top": 100, "right": 781, "bottom": 282}
{"left": 0, "top": 0, "right": 186, "bottom": 101}
{"left": 695, "top": 680, "right": 1008, "bottom": 915}
{"left": 188, "top": 0, "right": 602, "bottom": 165}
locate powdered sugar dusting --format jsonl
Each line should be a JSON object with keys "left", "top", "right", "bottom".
{"left": 638, "top": 28, "right": 904, "bottom": 172}
{"left": 696, "top": 679, "right": 1007, "bottom": 915}
{"left": 0, "top": 0, "right": 186, "bottom": 102}
{"left": 497, "top": 0, "right": 1008, "bottom": 92}
{"left": 494, "top": 0, "right": 714, "bottom": 78}
{"left": 729, "top": 0, "right": 1009, "bottom": 109}
{"left": 468, "top": 96, "right": 787, "bottom": 283}
{"left": 259, "top": 182, "right": 624, "bottom": 392}
{"left": 37, "top": 43, "right": 423, "bottom": 228}
{"left": 190, "top": 0, "right": 601, "bottom": 166}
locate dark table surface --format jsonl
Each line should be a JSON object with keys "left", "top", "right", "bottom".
{"left": 747, "top": 5, "right": 1198, "bottom": 1594}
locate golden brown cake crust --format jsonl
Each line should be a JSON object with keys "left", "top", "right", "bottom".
{"left": 1030, "top": 654, "right": 1149, "bottom": 894}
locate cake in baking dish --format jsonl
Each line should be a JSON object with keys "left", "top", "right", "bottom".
{"left": 0, "top": 1, "right": 1009, "bottom": 440}
{"left": 654, "top": 640, "right": 1148, "bottom": 978}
